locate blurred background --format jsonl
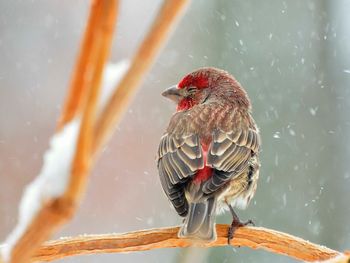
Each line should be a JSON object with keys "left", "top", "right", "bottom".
{"left": 1, "top": 0, "right": 350, "bottom": 262}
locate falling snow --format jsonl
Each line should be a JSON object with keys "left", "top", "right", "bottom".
{"left": 289, "top": 129, "right": 296, "bottom": 136}
{"left": 273, "top": 132, "right": 281, "bottom": 139}
{"left": 309, "top": 107, "right": 318, "bottom": 116}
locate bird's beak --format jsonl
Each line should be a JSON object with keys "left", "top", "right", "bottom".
{"left": 161, "top": 85, "right": 183, "bottom": 103}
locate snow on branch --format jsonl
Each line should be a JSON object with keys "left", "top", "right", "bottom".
{"left": 1, "top": 120, "right": 80, "bottom": 262}
{"left": 0, "top": 60, "right": 130, "bottom": 262}
{"left": 32, "top": 225, "right": 341, "bottom": 262}
{"left": 320, "top": 253, "right": 350, "bottom": 263}
{"left": 0, "top": 59, "right": 130, "bottom": 263}
{"left": 99, "top": 61, "right": 130, "bottom": 113}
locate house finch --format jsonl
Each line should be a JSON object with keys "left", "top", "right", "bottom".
{"left": 157, "top": 67, "right": 261, "bottom": 243}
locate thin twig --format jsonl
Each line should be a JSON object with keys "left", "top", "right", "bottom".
{"left": 93, "top": 0, "right": 189, "bottom": 153}
{"left": 7, "top": 1, "right": 118, "bottom": 262}
{"left": 33, "top": 225, "right": 341, "bottom": 262}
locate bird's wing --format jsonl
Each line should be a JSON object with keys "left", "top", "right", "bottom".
{"left": 157, "top": 132, "right": 204, "bottom": 216}
{"left": 204, "top": 125, "right": 260, "bottom": 195}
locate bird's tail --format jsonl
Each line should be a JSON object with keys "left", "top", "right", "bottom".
{"left": 178, "top": 197, "right": 217, "bottom": 241}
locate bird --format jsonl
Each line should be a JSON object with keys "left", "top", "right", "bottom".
{"left": 156, "top": 67, "right": 261, "bottom": 243}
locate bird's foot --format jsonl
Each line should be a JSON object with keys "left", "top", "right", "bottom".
{"left": 227, "top": 219, "right": 254, "bottom": 245}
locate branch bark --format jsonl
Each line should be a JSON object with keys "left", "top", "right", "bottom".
{"left": 33, "top": 225, "right": 340, "bottom": 262}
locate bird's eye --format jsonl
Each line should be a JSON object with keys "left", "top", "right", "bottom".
{"left": 187, "top": 87, "right": 196, "bottom": 95}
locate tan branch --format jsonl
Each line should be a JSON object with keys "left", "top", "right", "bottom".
{"left": 7, "top": 1, "right": 118, "bottom": 262}
{"left": 93, "top": 0, "right": 189, "bottom": 152}
{"left": 32, "top": 225, "right": 340, "bottom": 262}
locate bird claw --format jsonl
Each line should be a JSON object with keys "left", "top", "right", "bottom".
{"left": 227, "top": 219, "right": 255, "bottom": 245}
{"left": 244, "top": 219, "right": 255, "bottom": 226}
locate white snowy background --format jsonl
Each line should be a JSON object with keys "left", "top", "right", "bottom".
{"left": 1, "top": 1, "right": 350, "bottom": 262}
